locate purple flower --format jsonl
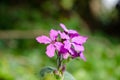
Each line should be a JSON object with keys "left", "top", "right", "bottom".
{"left": 36, "top": 23, "right": 88, "bottom": 61}
{"left": 59, "top": 23, "right": 87, "bottom": 50}
{"left": 70, "top": 48, "right": 86, "bottom": 61}
{"left": 59, "top": 23, "right": 88, "bottom": 61}
{"left": 36, "top": 29, "right": 62, "bottom": 58}
{"left": 58, "top": 45, "right": 70, "bottom": 59}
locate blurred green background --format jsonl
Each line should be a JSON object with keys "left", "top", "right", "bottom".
{"left": 0, "top": 0, "right": 120, "bottom": 80}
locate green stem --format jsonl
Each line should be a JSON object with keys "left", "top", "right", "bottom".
{"left": 56, "top": 52, "right": 64, "bottom": 80}
{"left": 57, "top": 53, "right": 62, "bottom": 70}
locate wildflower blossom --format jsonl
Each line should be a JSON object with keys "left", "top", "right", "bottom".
{"left": 58, "top": 45, "right": 70, "bottom": 59}
{"left": 36, "top": 29, "right": 62, "bottom": 58}
{"left": 59, "top": 23, "right": 87, "bottom": 61}
{"left": 37, "top": 23, "right": 88, "bottom": 80}
{"left": 36, "top": 23, "right": 88, "bottom": 61}
{"left": 70, "top": 48, "right": 86, "bottom": 61}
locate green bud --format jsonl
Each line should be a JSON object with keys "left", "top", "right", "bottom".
{"left": 39, "top": 66, "right": 75, "bottom": 80}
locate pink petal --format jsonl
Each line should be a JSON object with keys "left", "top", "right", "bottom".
{"left": 80, "top": 52, "right": 86, "bottom": 61}
{"left": 36, "top": 36, "right": 51, "bottom": 44}
{"left": 54, "top": 42, "right": 63, "bottom": 51}
{"left": 59, "top": 31, "right": 69, "bottom": 39}
{"left": 46, "top": 44, "right": 55, "bottom": 58}
{"left": 63, "top": 53, "right": 69, "bottom": 59}
{"left": 68, "top": 30, "right": 78, "bottom": 34}
{"left": 72, "top": 36, "right": 88, "bottom": 44}
{"left": 64, "top": 40, "right": 71, "bottom": 51}
{"left": 69, "top": 49, "right": 75, "bottom": 55}
{"left": 60, "top": 23, "right": 68, "bottom": 32}
{"left": 72, "top": 43, "right": 84, "bottom": 51}
{"left": 50, "top": 29, "right": 58, "bottom": 41}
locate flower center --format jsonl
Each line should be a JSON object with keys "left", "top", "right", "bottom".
{"left": 51, "top": 41, "right": 55, "bottom": 44}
